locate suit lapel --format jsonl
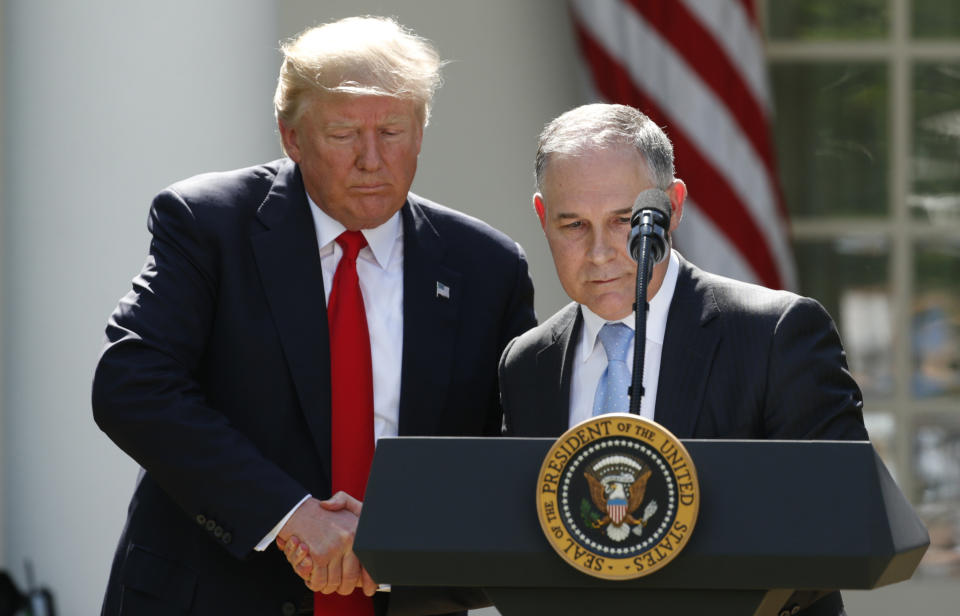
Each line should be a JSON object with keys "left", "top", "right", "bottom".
{"left": 654, "top": 256, "right": 721, "bottom": 438}
{"left": 536, "top": 304, "right": 581, "bottom": 437}
{"left": 250, "top": 161, "right": 333, "bottom": 476}
{"left": 397, "top": 197, "right": 462, "bottom": 435}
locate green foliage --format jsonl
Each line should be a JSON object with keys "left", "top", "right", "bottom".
{"left": 767, "top": 0, "right": 889, "bottom": 40}
{"left": 580, "top": 498, "right": 601, "bottom": 527}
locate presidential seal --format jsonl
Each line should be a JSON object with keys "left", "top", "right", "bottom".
{"left": 535, "top": 414, "right": 699, "bottom": 580}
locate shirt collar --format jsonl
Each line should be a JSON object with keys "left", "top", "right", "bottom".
{"left": 578, "top": 249, "right": 680, "bottom": 363}
{"left": 307, "top": 193, "right": 403, "bottom": 269}
{"left": 647, "top": 249, "right": 680, "bottom": 345}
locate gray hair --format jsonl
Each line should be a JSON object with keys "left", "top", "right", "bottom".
{"left": 535, "top": 104, "right": 676, "bottom": 192}
{"left": 274, "top": 16, "right": 443, "bottom": 128}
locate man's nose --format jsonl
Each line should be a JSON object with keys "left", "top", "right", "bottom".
{"left": 587, "top": 228, "right": 618, "bottom": 264}
{"left": 356, "top": 132, "right": 383, "bottom": 171}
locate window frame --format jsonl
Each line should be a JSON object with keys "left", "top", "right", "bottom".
{"left": 761, "top": 0, "right": 960, "bottom": 500}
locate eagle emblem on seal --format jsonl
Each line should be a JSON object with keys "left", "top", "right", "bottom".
{"left": 584, "top": 454, "right": 659, "bottom": 542}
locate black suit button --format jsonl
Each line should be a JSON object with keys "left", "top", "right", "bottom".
{"left": 214, "top": 526, "right": 224, "bottom": 538}
{"left": 195, "top": 514, "right": 206, "bottom": 525}
{"left": 222, "top": 532, "right": 232, "bottom": 544}
{"left": 205, "top": 520, "right": 216, "bottom": 532}
{"left": 281, "top": 601, "right": 296, "bottom": 615}
{"left": 790, "top": 606, "right": 801, "bottom": 615}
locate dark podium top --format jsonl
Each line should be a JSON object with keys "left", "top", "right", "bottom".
{"left": 354, "top": 438, "right": 927, "bottom": 615}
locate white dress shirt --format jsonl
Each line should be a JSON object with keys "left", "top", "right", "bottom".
{"left": 311, "top": 199, "right": 404, "bottom": 442}
{"left": 568, "top": 250, "right": 680, "bottom": 428}
{"left": 256, "top": 197, "right": 405, "bottom": 550}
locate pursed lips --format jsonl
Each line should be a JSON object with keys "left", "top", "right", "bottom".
{"left": 589, "top": 275, "right": 627, "bottom": 285}
{"left": 351, "top": 183, "right": 389, "bottom": 194}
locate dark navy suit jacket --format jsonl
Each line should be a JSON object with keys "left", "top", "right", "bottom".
{"left": 93, "top": 158, "right": 536, "bottom": 615}
{"left": 498, "top": 253, "right": 865, "bottom": 616}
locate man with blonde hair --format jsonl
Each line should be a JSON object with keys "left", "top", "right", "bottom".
{"left": 94, "top": 16, "right": 534, "bottom": 616}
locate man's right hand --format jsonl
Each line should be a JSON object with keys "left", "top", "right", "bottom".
{"left": 275, "top": 493, "right": 376, "bottom": 596}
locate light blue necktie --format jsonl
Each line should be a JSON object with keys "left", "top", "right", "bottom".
{"left": 592, "top": 322, "right": 635, "bottom": 416}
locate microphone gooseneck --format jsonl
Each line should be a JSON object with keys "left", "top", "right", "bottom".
{"left": 627, "top": 189, "right": 672, "bottom": 416}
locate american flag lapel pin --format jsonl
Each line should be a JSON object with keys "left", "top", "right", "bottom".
{"left": 436, "top": 281, "right": 450, "bottom": 300}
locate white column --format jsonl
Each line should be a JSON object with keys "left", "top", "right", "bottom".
{"left": 1, "top": 0, "right": 278, "bottom": 611}
{"left": 0, "top": 0, "right": 7, "bottom": 568}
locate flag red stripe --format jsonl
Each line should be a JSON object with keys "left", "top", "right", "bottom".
{"left": 574, "top": 21, "right": 783, "bottom": 288}
{"left": 736, "top": 0, "right": 758, "bottom": 24}
{"left": 625, "top": 0, "right": 779, "bottom": 186}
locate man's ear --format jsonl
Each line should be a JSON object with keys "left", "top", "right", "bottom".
{"left": 533, "top": 193, "right": 547, "bottom": 229}
{"left": 278, "top": 119, "right": 301, "bottom": 163}
{"left": 666, "top": 180, "right": 687, "bottom": 234}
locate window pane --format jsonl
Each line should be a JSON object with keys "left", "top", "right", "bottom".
{"left": 767, "top": 0, "right": 889, "bottom": 40}
{"left": 794, "top": 237, "right": 892, "bottom": 399}
{"left": 913, "top": 416, "right": 960, "bottom": 578}
{"left": 911, "top": 62, "right": 960, "bottom": 222}
{"left": 913, "top": 240, "right": 960, "bottom": 398}
{"left": 913, "top": 0, "right": 960, "bottom": 39}
{"left": 772, "top": 63, "right": 889, "bottom": 218}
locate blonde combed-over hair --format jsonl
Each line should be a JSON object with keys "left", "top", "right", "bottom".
{"left": 274, "top": 16, "right": 443, "bottom": 128}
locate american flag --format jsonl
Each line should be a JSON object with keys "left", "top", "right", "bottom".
{"left": 569, "top": 0, "right": 796, "bottom": 290}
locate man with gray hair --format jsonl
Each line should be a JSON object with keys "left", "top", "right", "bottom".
{"left": 93, "top": 16, "right": 534, "bottom": 616}
{"left": 499, "top": 104, "right": 866, "bottom": 616}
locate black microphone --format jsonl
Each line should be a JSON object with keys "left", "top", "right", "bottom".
{"left": 628, "top": 188, "right": 672, "bottom": 263}
{"left": 626, "top": 188, "right": 672, "bottom": 415}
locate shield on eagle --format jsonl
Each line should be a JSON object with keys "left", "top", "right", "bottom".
{"left": 584, "top": 454, "right": 654, "bottom": 541}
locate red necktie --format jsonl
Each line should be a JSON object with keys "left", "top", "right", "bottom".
{"left": 316, "top": 230, "right": 375, "bottom": 616}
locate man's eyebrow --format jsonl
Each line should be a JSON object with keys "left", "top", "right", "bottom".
{"left": 325, "top": 115, "right": 410, "bottom": 129}
{"left": 324, "top": 120, "right": 360, "bottom": 129}
{"left": 555, "top": 207, "right": 632, "bottom": 219}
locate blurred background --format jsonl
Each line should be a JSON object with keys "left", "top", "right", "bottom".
{"left": 1, "top": 0, "right": 958, "bottom": 614}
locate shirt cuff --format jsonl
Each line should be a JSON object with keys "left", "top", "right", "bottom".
{"left": 254, "top": 493, "right": 311, "bottom": 551}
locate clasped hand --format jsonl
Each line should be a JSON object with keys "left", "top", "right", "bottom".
{"left": 276, "top": 492, "right": 377, "bottom": 596}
